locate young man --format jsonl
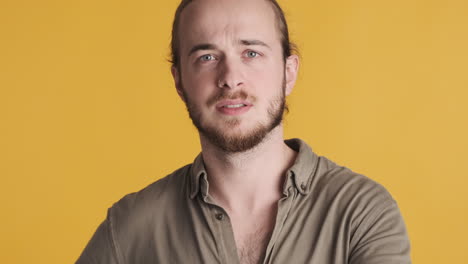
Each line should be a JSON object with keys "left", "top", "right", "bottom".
{"left": 77, "top": 0, "right": 411, "bottom": 263}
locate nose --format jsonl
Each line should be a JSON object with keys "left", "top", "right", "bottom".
{"left": 217, "top": 56, "right": 244, "bottom": 89}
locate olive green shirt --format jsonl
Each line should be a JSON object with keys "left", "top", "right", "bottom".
{"left": 77, "top": 138, "right": 411, "bottom": 263}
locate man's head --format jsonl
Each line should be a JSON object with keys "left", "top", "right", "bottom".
{"left": 170, "top": 0, "right": 299, "bottom": 153}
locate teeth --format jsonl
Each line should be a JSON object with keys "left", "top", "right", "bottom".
{"left": 224, "top": 104, "right": 245, "bottom": 108}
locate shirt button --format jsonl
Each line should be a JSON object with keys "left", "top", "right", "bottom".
{"left": 215, "top": 213, "right": 224, "bottom": 221}
{"left": 300, "top": 183, "right": 306, "bottom": 190}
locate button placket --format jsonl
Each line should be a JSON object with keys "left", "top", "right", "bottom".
{"left": 211, "top": 207, "right": 240, "bottom": 264}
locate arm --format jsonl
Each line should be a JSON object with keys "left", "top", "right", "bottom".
{"left": 349, "top": 199, "right": 411, "bottom": 264}
{"left": 76, "top": 214, "right": 120, "bottom": 264}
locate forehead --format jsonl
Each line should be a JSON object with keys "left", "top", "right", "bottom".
{"left": 178, "top": 0, "right": 280, "bottom": 51}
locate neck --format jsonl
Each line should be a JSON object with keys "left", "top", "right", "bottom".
{"left": 199, "top": 125, "right": 297, "bottom": 213}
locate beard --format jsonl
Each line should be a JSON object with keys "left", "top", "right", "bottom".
{"left": 180, "top": 78, "right": 288, "bottom": 153}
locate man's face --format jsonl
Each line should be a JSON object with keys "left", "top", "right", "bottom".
{"left": 172, "top": 0, "right": 298, "bottom": 153}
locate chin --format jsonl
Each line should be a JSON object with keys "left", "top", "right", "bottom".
{"left": 200, "top": 120, "right": 274, "bottom": 153}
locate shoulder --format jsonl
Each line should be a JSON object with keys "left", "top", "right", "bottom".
{"left": 305, "top": 155, "right": 402, "bottom": 237}
{"left": 107, "top": 163, "right": 192, "bottom": 227}
{"left": 312, "top": 155, "right": 395, "bottom": 208}
{"left": 311, "top": 156, "right": 410, "bottom": 258}
{"left": 77, "top": 164, "right": 194, "bottom": 263}
{"left": 312, "top": 157, "right": 411, "bottom": 262}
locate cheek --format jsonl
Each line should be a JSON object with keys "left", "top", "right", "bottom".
{"left": 181, "top": 72, "right": 216, "bottom": 102}
{"left": 252, "top": 56, "right": 284, "bottom": 79}
{"left": 252, "top": 65, "right": 284, "bottom": 90}
{"left": 253, "top": 69, "right": 285, "bottom": 108}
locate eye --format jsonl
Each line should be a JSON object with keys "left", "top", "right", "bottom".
{"left": 199, "top": 54, "right": 216, "bottom": 62}
{"left": 245, "top": 50, "right": 259, "bottom": 58}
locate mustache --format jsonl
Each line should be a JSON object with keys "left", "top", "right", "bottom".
{"left": 206, "top": 90, "right": 254, "bottom": 106}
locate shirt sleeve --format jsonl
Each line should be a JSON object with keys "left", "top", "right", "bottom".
{"left": 76, "top": 213, "right": 120, "bottom": 264}
{"left": 349, "top": 199, "right": 411, "bottom": 264}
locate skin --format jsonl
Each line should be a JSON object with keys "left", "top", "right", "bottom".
{"left": 171, "top": 0, "right": 299, "bottom": 261}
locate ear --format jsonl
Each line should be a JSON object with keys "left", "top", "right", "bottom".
{"left": 284, "top": 54, "right": 299, "bottom": 96}
{"left": 171, "top": 65, "right": 186, "bottom": 102}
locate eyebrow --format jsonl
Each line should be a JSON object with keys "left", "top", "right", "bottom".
{"left": 188, "top": 39, "right": 271, "bottom": 56}
{"left": 239, "top": 39, "right": 271, "bottom": 49}
{"left": 188, "top": 43, "right": 218, "bottom": 57}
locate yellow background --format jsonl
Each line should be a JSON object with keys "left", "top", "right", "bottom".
{"left": 1, "top": 0, "right": 467, "bottom": 263}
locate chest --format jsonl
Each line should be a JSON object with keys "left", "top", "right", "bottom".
{"left": 118, "top": 193, "right": 352, "bottom": 264}
{"left": 236, "top": 227, "right": 272, "bottom": 264}
{"left": 230, "top": 212, "right": 276, "bottom": 264}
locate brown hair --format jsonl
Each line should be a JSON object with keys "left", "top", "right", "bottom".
{"left": 169, "top": 0, "right": 297, "bottom": 69}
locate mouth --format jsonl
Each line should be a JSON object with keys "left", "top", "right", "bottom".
{"left": 216, "top": 100, "right": 252, "bottom": 116}
{"left": 222, "top": 103, "right": 248, "bottom": 108}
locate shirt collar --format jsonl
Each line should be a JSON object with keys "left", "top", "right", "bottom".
{"left": 284, "top": 138, "right": 319, "bottom": 195}
{"left": 189, "top": 138, "right": 319, "bottom": 199}
{"left": 189, "top": 153, "right": 209, "bottom": 199}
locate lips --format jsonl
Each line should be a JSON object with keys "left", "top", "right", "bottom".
{"left": 216, "top": 100, "right": 252, "bottom": 115}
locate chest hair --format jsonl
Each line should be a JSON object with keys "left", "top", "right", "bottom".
{"left": 237, "top": 227, "right": 273, "bottom": 264}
